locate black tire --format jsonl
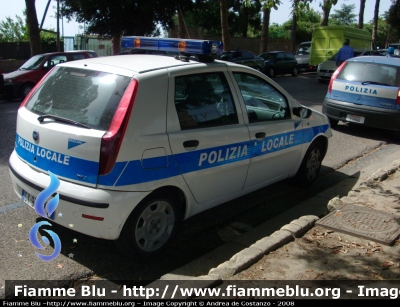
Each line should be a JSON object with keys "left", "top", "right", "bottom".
{"left": 293, "top": 141, "right": 324, "bottom": 187}
{"left": 20, "top": 83, "right": 34, "bottom": 99}
{"left": 115, "top": 191, "right": 182, "bottom": 259}
{"left": 328, "top": 117, "right": 339, "bottom": 128}
{"left": 291, "top": 67, "right": 299, "bottom": 77}
{"left": 268, "top": 68, "right": 275, "bottom": 78}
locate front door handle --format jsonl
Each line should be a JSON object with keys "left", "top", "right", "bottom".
{"left": 255, "top": 132, "right": 266, "bottom": 139}
{"left": 183, "top": 140, "right": 199, "bottom": 148}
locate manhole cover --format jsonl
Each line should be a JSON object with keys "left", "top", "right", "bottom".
{"left": 316, "top": 204, "right": 400, "bottom": 245}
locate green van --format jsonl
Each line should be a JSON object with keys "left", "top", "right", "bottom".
{"left": 309, "top": 26, "right": 371, "bottom": 66}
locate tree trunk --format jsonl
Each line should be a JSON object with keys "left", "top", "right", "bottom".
{"left": 178, "top": 8, "right": 185, "bottom": 39}
{"left": 385, "top": 26, "right": 392, "bottom": 48}
{"left": 320, "top": 2, "right": 330, "bottom": 26}
{"left": 371, "top": 0, "right": 380, "bottom": 49}
{"left": 358, "top": 0, "right": 366, "bottom": 29}
{"left": 260, "top": 8, "right": 271, "bottom": 53}
{"left": 25, "top": 0, "right": 42, "bottom": 56}
{"left": 291, "top": 12, "right": 297, "bottom": 53}
{"left": 111, "top": 35, "right": 121, "bottom": 55}
{"left": 220, "top": 0, "right": 230, "bottom": 51}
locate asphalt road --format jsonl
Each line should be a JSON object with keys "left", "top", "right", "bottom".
{"left": 1, "top": 72, "right": 399, "bottom": 295}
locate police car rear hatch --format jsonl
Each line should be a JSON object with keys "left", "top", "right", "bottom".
{"left": 15, "top": 66, "right": 133, "bottom": 187}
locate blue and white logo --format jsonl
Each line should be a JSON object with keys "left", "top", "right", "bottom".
{"left": 28, "top": 171, "right": 62, "bottom": 261}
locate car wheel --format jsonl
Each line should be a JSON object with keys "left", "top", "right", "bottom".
{"left": 115, "top": 191, "right": 182, "bottom": 259}
{"left": 328, "top": 117, "right": 339, "bottom": 128}
{"left": 20, "top": 83, "right": 34, "bottom": 99}
{"left": 268, "top": 68, "right": 275, "bottom": 78}
{"left": 293, "top": 140, "right": 323, "bottom": 187}
{"left": 291, "top": 67, "right": 299, "bottom": 77}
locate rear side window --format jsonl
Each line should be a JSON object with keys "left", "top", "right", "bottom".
{"left": 25, "top": 67, "right": 131, "bottom": 130}
{"left": 174, "top": 72, "right": 238, "bottom": 130}
{"left": 337, "top": 62, "right": 400, "bottom": 86}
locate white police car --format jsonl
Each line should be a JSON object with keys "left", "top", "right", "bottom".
{"left": 9, "top": 37, "right": 332, "bottom": 258}
{"left": 322, "top": 56, "right": 400, "bottom": 130}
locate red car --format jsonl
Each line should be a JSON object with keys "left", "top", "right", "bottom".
{"left": 1, "top": 50, "right": 98, "bottom": 100}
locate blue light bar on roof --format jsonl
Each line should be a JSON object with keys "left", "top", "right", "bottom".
{"left": 120, "top": 36, "right": 223, "bottom": 55}
{"left": 121, "top": 36, "right": 159, "bottom": 50}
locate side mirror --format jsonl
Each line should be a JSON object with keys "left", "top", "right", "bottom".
{"left": 293, "top": 107, "right": 312, "bottom": 118}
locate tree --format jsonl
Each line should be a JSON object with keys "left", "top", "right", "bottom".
{"left": 220, "top": 0, "right": 231, "bottom": 51}
{"left": 358, "top": 0, "right": 366, "bottom": 29}
{"left": 330, "top": 3, "right": 357, "bottom": 25}
{"left": 259, "top": 0, "right": 282, "bottom": 54}
{"left": 386, "top": 0, "right": 400, "bottom": 42}
{"left": 25, "top": 0, "right": 42, "bottom": 56}
{"left": 371, "top": 0, "right": 380, "bottom": 49}
{"left": 61, "top": 0, "right": 184, "bottom": 55}
{"left": 0, "top": 15, "right": 28, "bottom": 42}
{"left": 320, "top": 0, "right": 338, "bottom": 26}
{"left": 290, "top": 0, "right": 313, "bottom": 53}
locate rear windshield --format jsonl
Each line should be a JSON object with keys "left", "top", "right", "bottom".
{"left": 25, "top": 67, "right": 131, "bottom": 130}
{"left": 337, "top": 62, "right": 400, "bottom": 87}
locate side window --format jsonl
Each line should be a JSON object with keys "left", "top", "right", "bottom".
{"left": 241, "top": 51, "right": 253, "bottom": 59}
{"left": 70, "top": 54, "right": 86, "bottom": 60}
{"left": 43, "top": 55, "right": 67, "bottom": 68}
{"left": 174, "top": 72, "right": 239, "bottom": 130}
{"left": 233, "top": 72, "right": 289, "bottom": 123}
{"left": 276, "top": 53, "right": 285, "bottom": 61}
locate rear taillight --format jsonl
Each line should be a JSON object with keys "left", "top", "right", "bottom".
{"left": 99, "top": 79, "right": 138, "bottom": 175}
{"left": 396, "top": 87, "right": 400, "bottom": 105}
{"left": 328, "top": 61, "right": 346, "bottom": 94}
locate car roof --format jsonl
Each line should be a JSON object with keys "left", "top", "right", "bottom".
{"left": 348, "top": 55, "right": 400, "bottom": 65}
{"left": 33, "top": 50, "right": 97, "bottom": 57}
{"left": 59, "top": 54, "right": 225, "bottom": 75}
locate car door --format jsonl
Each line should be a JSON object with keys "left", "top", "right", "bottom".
{"left": 241, "top": 51, "right": 257, "bottom": 69}
{"left": 167, "top": 68, "right": 251, "bottom": 204}
{"left": 230, "top": 71, "right": 303, "bottom": 189}
{"left": 274, "top": 52, "right": 286, "bottom": 74}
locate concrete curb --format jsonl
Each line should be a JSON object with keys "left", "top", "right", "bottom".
{"left": 155, "top": 159, "right": 400, "bottom": 286}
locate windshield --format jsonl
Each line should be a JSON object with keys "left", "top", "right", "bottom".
{"left": 20, "top": 55, "right": 46, "bottom": 70}
{"left": 219, "top": 53, "right": 233, "bottom": 60}
{"left": 337, "top": 62, "right": 399, "bottom": 86}
{"left": 25, "top": 67, "right": 131, "bottom": 130}
{"left": 296, "top": 44, "right": 311, "bottom": 55}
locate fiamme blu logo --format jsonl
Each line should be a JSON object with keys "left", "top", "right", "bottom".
{"left": 28, "top": 171, "right": 62, "bottom": 261}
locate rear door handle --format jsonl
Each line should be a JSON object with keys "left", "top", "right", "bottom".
{"left": 255, "top": 132, "right": 266, "bottom": 139}
{"left": 183, "top": 140, "right": 199, "bottom": 148}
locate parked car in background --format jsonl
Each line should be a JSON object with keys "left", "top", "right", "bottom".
{"left": 323, "top": 56, "right": 400, "bottom": 130}
{"left": 1, "top": 50, "right": 98, "bottom": 100}
{"left": 258, "top": 51, "right": 299, "bottom": 78}
{"left": 218, "top": 50, "right": 265, "bottom": 72}
{"left": 317, "top": 49, "right": 367, "bottom": 83}
{"left": 294, "top": 41, "right": 316, "bottom": 72}
{"left": 359, "top": 49, "right": 387, "bottom": 56}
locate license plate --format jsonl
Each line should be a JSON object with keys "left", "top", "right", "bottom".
{"left": 22, "top": 190, "right": 36, "bottom": 209}
{"left": 346, "top": 114, "right": 365, "bottom": 124}
{"left": 323, "top": 73, "right": 332, "bottom": 77}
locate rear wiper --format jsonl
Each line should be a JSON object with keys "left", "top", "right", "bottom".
{"left": 361, "top": 81, "right": 391, "bottom": 86}
{"left": 37, "top": 115, "right": 90, "bottom": 129}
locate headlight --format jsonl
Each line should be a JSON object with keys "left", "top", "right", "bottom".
{"left": 5, "top": 78, "right": 14, "bottom": 84}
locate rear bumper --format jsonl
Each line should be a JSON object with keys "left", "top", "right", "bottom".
{"left": 323, "top": 97, "right": 400, "bottom": 131}
{"left": 9, "top": 150, "right": 150, "bottom": 240}
{"left": 298, "top": 63, "right": 317, "bottom": 72}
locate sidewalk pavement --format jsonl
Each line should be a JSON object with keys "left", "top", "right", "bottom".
{"left": 150, "top": 154, "right": 400, "bottom": 292}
